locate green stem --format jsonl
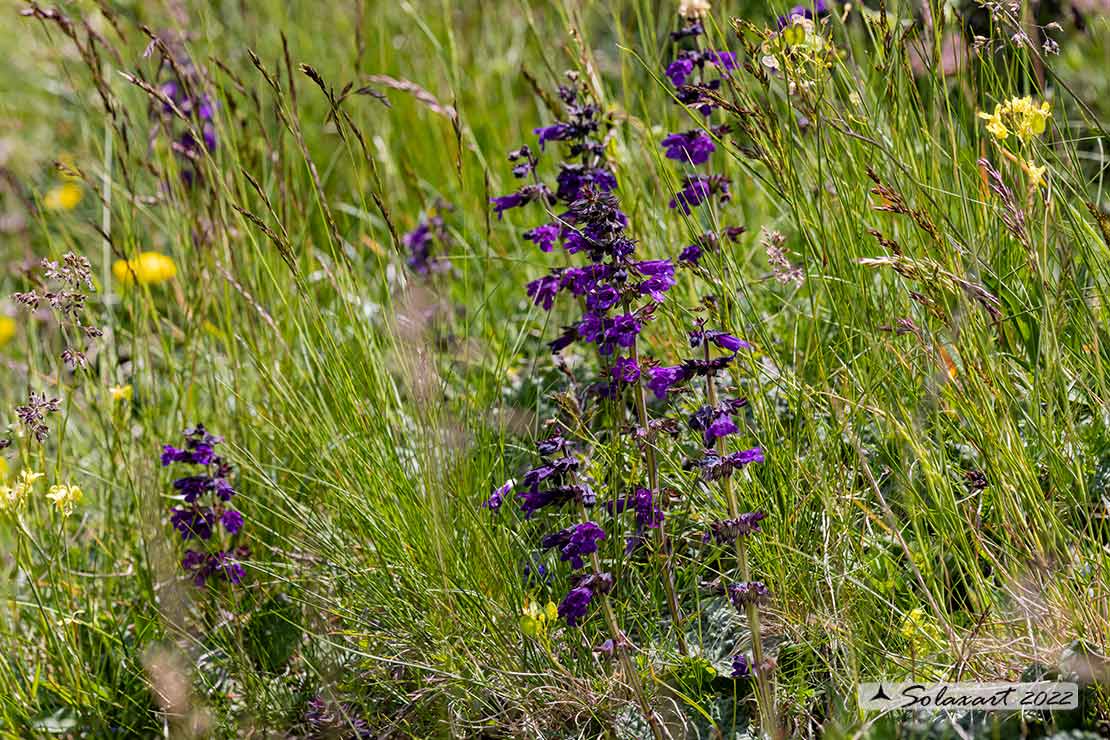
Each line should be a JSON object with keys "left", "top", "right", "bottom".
{"left": 575, "top": 500, "right": 663, "bottom": 740}
{"left": 628, "top": 334, "right": 688, "bottom": 656}
{"left": 704, "top": 342, "right": 776, "bottom": 737}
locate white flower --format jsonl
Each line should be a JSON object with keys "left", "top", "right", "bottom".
{"left": 679, "top": 0, "right": 710, "bottom": 20}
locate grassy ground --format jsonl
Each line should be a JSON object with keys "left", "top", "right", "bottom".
{"left": 1, "top": 0, "right": 1110, "bottom": 737}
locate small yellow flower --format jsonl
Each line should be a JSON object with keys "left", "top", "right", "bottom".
{"left": 1, "top": 469, "right": 43, "bottom": 510}
{"left": 0, "top": 315, "right": 15, "bottom": 347}
{"left": 978, "top": 106, "right": 1009, "bottom": 141}
{"left": 109, "top": 384, "right": 133, "bottom": 402}
{"left": 520, "top": 597, "right": 559, "bottom": 638}
{"left": 1024, "top": 159, "right": 1048, "bottom": 190}
{"left": 112, "top": 252, "right": 177, "bottom": 287}
{"left": 979, "top": 97, "right": 1051, "bottom": 144}
{"left": 0, "top": 458, "right": 7, "bottom": 479}
{"left": 43, "top": 182, "right": 84, "bottom": 211}
{"left": 47, "top": 483, "right": 83, "bottom": 515}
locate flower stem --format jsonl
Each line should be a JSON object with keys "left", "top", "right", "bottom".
{"left": 704, "top": 343, "right": 776, "bottom": 737}
{"left": 575, "top": 501, "right": 664, "bottom": 740}
{"left": 628, "top": 335, "right": 688, "bottom": 656}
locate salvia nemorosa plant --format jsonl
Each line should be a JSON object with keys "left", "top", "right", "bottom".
{"left": 661, "top": 18, "right": 777, "bottom": 733}
{"left": 487, "top": 74, "right": 677, "bottom": 738}
{"left": 150, "top": 50, "right": 217, "bottom": 188}
{"left": 162, "top": 425, "right": 247, "bottom": 586}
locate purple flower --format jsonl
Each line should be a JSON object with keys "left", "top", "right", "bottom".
{"left": 689, "top": 328, "right": 750, "bottom": 352}
{"left": 706, "top": 50, "right": 737, "bottom": 71}
{"left": 669, "top": 175, "right": 731, "bottom": 214}
{"left": 527, "top": 273, "right": 562, "bottom": 310}
{"left": 483, "top": 479, "right": 513, "bottom": 511}
{"left": 600, "top": 314, "right": 642, "bottom": 355}
{"left": 517, "top": 483, "right": 593, "bottom": 518}
{"left": 707, "top": 512, "right": 767, "bottom": 544}
{"left": 679, "top": 244, "right": 703, "bottom": 265}
{"left": 161, "top": 445, "right": 191, "bottom": 466}
{"left": 403, "top": 216, "right": 448, "bottom": 274}
{"left": 558, "top": 586, "right": 594, "bottom": 626}
{"left": 666, "top": 56, "right": 695, "bottom": 87}
{"left": 170, "top": 506, "right": 215, "bottom": 541}
{"left": 731, "top": 653, "right": 751, "bottom": 678}
{"left": 636, "top": 259, "right": 676, "bottom": 302}
{"left": 534, "top": 123, "right": 572, "bottom": 149}
{"left": 220, "top": 509, "right": 244, "bottom": 534}
{"left": 661, "top": 130, "right": 716, "bottom": 165}
{"left": 647, "top": 365, "right": 689, "bottom": 399}
{"left": 728, "top": 581, "right": 771, "bottom": 609}
{"left": 685, "top": 447, "right": 764, "bottom": 481}
{"left": 490, "top": 184, "right": 553, "bottom": 219}
{"left": 558, "top": 571, "right": 614, "bottom": 626}
{"left": 610, "top": 357, "right": 641, "bottom": 385}
{"left": 542, "top": 521, "right": 606, "bottom": 569}
{"left": 173, "top": 475, "right": 213, "bottom": 503}
{"left": 524, "top": 223, "right": 560, "bottom": 253}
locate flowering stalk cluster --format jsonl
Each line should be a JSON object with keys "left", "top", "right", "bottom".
{"left": 13, "top": 252, "right": 102, "bottom": 374}
{"left": 161, "top": 425, "right": 246, "bottom": 586}
{"left": 402, "top": 204, "right": 453, "bottom": 275}
{"left": 153, "top": 57, "right": 217, "bottom": 186}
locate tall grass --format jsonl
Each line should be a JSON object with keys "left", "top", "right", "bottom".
{"left": 1, "top": 0, "right": 1109, "bottom": 737}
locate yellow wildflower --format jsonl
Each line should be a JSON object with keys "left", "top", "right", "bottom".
{"left": 112, "top": 252, "right": 177, "bottom": 287}
{"left": 0, "top": 315, "right": 15, "bottom": 347}
{"left": 0, "top": 458, "right": 7, "bottom": 479}
{"left": 1, "top": 469, "right": 43, "bottom": 510}
{"left": 520, "top": 597, "right": 559, "bottom": 638}
{"left": 47, "top": 483, "right": 83, "bottom": 515}
{"left": 978, "top": 105, "right": 1009, "bottom": 141}
{"left": 979, "top": 97, "right": 1051, "bottom": 144}
{"left": 1024, "top": 159, "right": 1048, "bottom": 190}
{"left": 109, "top": 384, "right": 133, "bottom": 402}
{"left": 43, "top": 182, "right": 84, "bottom": 211}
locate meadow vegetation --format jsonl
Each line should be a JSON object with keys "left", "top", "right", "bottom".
{"left": 1, "top": 0, "right": 1110, "bottom": 737}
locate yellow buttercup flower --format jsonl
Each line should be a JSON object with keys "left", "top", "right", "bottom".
{"left": 47, "top": 483, "right": 83, "bottom": 515}
{"left": 109, "top": 384, "right": 133, "bottom": 402}
{"left": 112, "top": 252, "right": 177, "bottom": 286}
{"left": 43, "top": 182, "right": 84, "bottom": 211}
{"left": 0, "top": 315, "right": 15, "bottom": 347}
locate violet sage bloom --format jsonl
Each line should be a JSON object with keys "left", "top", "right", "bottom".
{"left": 707, "top": 512, "right": 767, "bottom": 544}
{"left": 162, "top": 425, "right": 244, "bottom": 586}
{"left": 684, "top": 447, "right": 765, "bottom": 481}
{"left": 728, "top": 581, "right": 771, "bottom": 609}
{"left": 558, "top": 571, "right": 614, "bottom": 626}
{"left": 731, "top": 653, "right": 752, "bottom": 679}
{"left": 483, "top": 479, "right": 513, "bottom": 511}
{"left": 661, "top": 130, "right": 716, "bottom": 165}
{"left": 669, "top": 174, "right": 732, "bottom": 214}
{"left": 542, "top": 521, "right": 606, "bottom": 569}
